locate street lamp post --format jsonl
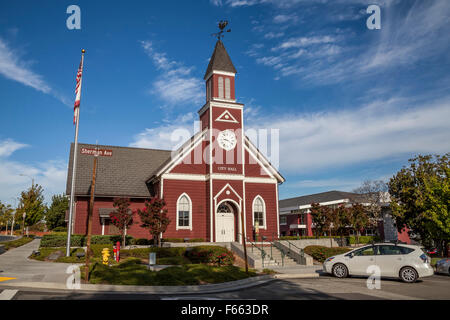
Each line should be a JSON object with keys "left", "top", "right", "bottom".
{"left": 9, "top": 197, "right": 17, "bottom": 236}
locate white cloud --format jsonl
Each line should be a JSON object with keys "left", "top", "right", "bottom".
{"left": 140, "top": 40, "right": 203, "bottom": 106}
{"left": 247, "top": 95, "right": 450, "bottom": 173}
{"left": 0, "top": 139, "right": 67, "bottom": 205}
{"left": 254, "top": 1, "right": 450, "bottom": 85}
{"left": 0, "top": 38, "right": 51, "bottom": 93}
{"left": 264, "top": 32, "right": 285, "bottom": 39}
{"left": 0, "top": 139, "right": 28, "bottom": 158}
{"left": 273, "top": 14, "right": 298, "bottom": 24}
{"left": 130, "top": 112, "right": 198, "bottom": 150}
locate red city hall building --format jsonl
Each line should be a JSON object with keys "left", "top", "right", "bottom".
{"left": 66, "top": 40, "right": 285, "bottom": 243}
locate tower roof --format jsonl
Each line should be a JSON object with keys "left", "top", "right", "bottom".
{"left": 204, "top": 40, "right": 237, "bottom": 79}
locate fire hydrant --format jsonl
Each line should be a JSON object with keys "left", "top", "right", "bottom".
{"left": 102, "top": 248, "right": 110, "bottom": 265}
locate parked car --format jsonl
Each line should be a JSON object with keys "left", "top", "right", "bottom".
{"left": 427, "top": 248, "right": 438, "bottom": 255}
{"left": 323, "top": 243, "right": 434, "bottom": 283}
{"left": 435, "top": 258, "right": 450, "bottom": 276}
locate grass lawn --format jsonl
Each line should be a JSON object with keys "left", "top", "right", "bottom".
{"left": 83, "top": 258, "right": 258, "bottom": 286}
{"left": 0, "top": 236, "right": 34, "bottom": 251}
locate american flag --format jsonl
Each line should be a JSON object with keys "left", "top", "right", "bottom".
{"left": 73, "top": 54, "right": 84, "bottom": 125}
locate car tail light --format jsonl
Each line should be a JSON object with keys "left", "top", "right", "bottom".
{"left": 419, "top": 254, "right": 428, "bottom": 263}
{"left": 325, "top": 257, "right": 335, "bottom": 263}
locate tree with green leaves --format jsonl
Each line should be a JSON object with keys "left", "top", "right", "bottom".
{"left": 136, "top": 197, "right": 170, "bottom": 247}
{"left": 16, "top": 184, "right": 47, "bottom": 233}
{"left": 109, "top": 197, "right": 134, "bottom": 247}
{"left": 388, "top": 153, "right": 450, "bottom": 256}
{"left": 348, "top": 203, "right": 369, "bottom": 245}
{"left": 309, "top": 202, "right": 330, "bottom": 238}
{"left": 46, "top": 194, "right": 69, "bottom": 230}
{"left": 0, "top": 201, "right": 14, "bottom": 234}
{"left": 333, "top": 204, "right": 351, "bottom": 245}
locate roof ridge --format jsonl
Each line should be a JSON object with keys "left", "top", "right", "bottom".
{"left": 72, "top": 142, "right": 171, "bottom": 153}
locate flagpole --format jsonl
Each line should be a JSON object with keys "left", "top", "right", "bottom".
{"left": 66, "top": 49, "right": 85, "bottom": 257}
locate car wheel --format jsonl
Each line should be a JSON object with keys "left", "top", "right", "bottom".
{"left": 332, "top": 263, "right": 348, "bottom": 278}
{"left": 400, "top": 267, "right": 418, "bottom": 283}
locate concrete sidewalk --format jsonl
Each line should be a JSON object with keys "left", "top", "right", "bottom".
{"left": 0, "top": 239, "right": 75, "bottom": 284}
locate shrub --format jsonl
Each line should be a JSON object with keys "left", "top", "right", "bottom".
{"left": 185, "top": 246, "right": 234, "bottom": 266}
{"left": 39, "top": 234, "right": 134, "bottom": 247}
{"left": 120, "top": 247, "right": 187, "bottom": 259}
{"left": 347, "top": 235, "right": 380, "bottom": 244}
{"left": 52, "top": 226, "right": 67, "bottom": 232}
{"left": 162, "top": 238, "right": 184, "bottom": 243}
{"left": 304, "top": 245, "right": 351, "bottom": 263}
{"left": 131, "top": 238, "right": 154, "bottom": 245}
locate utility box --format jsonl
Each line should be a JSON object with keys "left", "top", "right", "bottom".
{"left": 149, "top": 252, "right": 156, "bottom": 266}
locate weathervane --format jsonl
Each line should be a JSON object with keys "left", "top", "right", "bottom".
{"left": 211, "top": 20, "right": 231, "bottom": 40}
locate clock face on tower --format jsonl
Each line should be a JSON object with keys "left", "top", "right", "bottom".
{"left": 217, "top": 130, "right": 237, "bottom": 151}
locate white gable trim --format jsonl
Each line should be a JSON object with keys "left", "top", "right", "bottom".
{"left": 155, "top": 128, "right": 207, "bottom": 177}
{"left": 244, "top": 144, "right": 275, "bottom": 179}
{"left": 215, "top": 110, "right": 238, "bottom": 123}
{"left": 213, "top": 183, "right": 242, "bottom": 201}
{"left": 244, "top": 136, "right": 284, "bottom": 183}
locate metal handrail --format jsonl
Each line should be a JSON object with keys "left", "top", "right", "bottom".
{"left": 237, "top": 232, "right": 268, "bottom": 268}
{"left": 284, "top": 240, "right": 305, "bottom": 257}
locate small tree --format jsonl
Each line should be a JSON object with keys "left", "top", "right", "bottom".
{"left": 353, "top": 180, "right": 388, "bottom": 224}
{"left": 16, "top": 184, "right": 47, "bottom": 233}
{"left": 348, "top": 203, "right": 369, "bottom": 246}
{"left": 309, "top": 203, "right": 331, "bottom": 238}
{"left": 46, "top": 194, "right": 69, "bottom": 230}
{"left": 109, "top": 197, "right": 134, "bottom": 247}
{"left": 136, "top": 197, "right": 170, "bottom": 247}
{"left": 333, "top": 204, "right": 351, "bottom": 245}
{"left": 0, "top": 201, "right": 13, "bottom": 234}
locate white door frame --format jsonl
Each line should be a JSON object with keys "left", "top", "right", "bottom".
{"left": 215, "top": 199, "right": 241, "bottom": 243}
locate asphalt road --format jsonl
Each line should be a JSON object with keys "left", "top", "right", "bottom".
{"left": 1, "top": 274, "right": 449, "bottom": 300}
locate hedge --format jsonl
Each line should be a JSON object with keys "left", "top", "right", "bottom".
{"left": 185, "top": 245, "right": 234, "bottom": 266}
{"left": 304, "top": 245, "right": 352, "bottom": 263}
{"left": 40, "top": 234, "right": 133, "bottom": 247}
{"left": 348, "top": 235, "right": 380, "bottom": 244}
{"left": 162, "top": 238, "right": 206, "bottom": 243}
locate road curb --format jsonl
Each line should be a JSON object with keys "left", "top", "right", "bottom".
{"left": 273, "top": 273, "right": 320, "bottom": 279}
{"left": 0, "top": 274, "right": 276, "bottom": 295}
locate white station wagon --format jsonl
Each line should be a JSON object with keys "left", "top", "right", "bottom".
{"left": 323, "top": 243, "right": 434, "bottom": 283}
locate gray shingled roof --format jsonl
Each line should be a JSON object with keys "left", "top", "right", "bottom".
{"left": 279, "top": 190, "right": 367, "bottom": 208}
{"left": 66, "top": 143, "right": 171, "bottom": 198}
{"left": 204, "top": 40, "right": 237, "bottom": 79}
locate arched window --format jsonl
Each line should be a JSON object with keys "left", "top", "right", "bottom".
{"left": 218, "top": 77, "right": 224, "bottom": 98}
{"left": 225, "top": 78, "right": 231, "bottom": 99}
{"left": 253, "top": 196, "right": 266, "bottom": 229}
{"left": 177, "top": 194, "right": 192, "bottom": 230}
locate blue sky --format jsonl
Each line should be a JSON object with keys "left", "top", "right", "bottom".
{"left": 0, "top": 0, "right": 449, "bottom": 205}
